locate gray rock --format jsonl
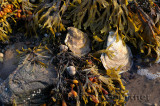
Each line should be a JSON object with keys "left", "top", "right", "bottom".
{"left": 0, "top": 60, "right": 57, "bottom": 105}
{"left": 0, "top": 45, "right": 58, "bottom": 105}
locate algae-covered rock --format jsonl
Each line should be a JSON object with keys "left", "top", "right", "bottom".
{"left": 0, "top": 46, "right": 58, "bottom": 105}
{"left": 0, "top": 63, "right": 57, "bottom": 105}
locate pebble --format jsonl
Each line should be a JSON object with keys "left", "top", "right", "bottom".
{"left": 44, "top": 33, "right": 49, "bottom": 37}
{"left": 67, "top": 66, "right": 76, "bottom": 76}
{"left": 59, "top": 44, "right": 68, "bottom": 52}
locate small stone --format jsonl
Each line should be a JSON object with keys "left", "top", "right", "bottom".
{"left": 59, "top": 45, "right": 68, "bottom": 52}
{"left": 67, "top": 66, "right": 76, "bottom": 76}
{"left": 55, "top": 32, "right": 61, "bottom": 37}
{"left": 44, "top": 33, "right": 49, "bottom": 37}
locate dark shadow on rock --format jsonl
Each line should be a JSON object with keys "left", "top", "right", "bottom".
{"left": 0, "top": 42, "right": 25, "bottom": 80}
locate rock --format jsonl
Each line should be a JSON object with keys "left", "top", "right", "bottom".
{"left": 65, "top": 27, "right": 91, "bottom": 57}
{"left": 0, "top": 63, "right": 57, "bottom": 105}
{"left": 0, "top": 46, "right": 58, "bottom": 105}
{"left": 0, "top": 42, "right": 25, "bottom": 80}
{"left": 100, "top": 31, "right": 133, "bottom": 74}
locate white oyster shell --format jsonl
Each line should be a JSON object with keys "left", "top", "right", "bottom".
{"left": 65, "top": 27, "right": 90, "bottom": 57}
{"left": 101, "top": 31, "right": 133, "bottom": 73}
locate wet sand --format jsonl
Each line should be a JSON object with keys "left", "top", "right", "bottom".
{"left": 122, "top": 63, "right": 160, "bottom": 106}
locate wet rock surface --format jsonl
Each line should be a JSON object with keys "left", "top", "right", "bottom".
{"left": 0, "top": 63, "right": 57, "bottom": 105}
{"left": 0, "top": 43, "right": 58, "bottom": 105}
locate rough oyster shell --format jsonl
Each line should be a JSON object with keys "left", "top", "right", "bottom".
{"left": 101, "top": 31, "right": 133, "bottom": 73}
{"left": 65, "top": 27, "right": 90, "bottom": 57}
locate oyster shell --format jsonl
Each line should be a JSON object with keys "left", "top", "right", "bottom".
{"left": 101, "top": 31, "right": 133, "bottom": 73}
{"left": 65, "top": 27, "right": 90, "bottom": 57}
